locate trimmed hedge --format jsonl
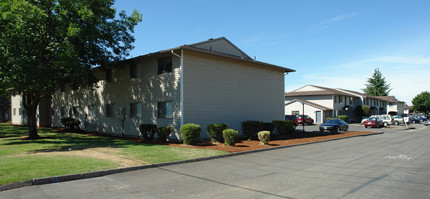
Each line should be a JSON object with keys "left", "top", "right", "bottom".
{"left": 262, "top": 122, "right": 275, "bottom": 132}
{"left": 258, "top": 131, "right": 270, "bottom": 145}
{"left": 180, "top": 123, "right": 201, "bottom": 145}
{"left": 139, "top": 124, "right": 157, "bottom": 141}
{"left": 338, "top": 115, "right": 348, "bottom": 122}
{"left": 241, "top": 120, "right": 264, "bottom": 140}
{"left": 223, "top": 129, "right": 238, "bottom": 146}
{"left": 207, "top": 124, "right": 228, "bottom": 143}
{"left": 272, "top": 120, "right": 295, "bottom": 136}
{"left": 60, "top": 118, "right": 81, "bottom": 130}
{"left": 157, "top": 126, "right": 173, "bottom": 142}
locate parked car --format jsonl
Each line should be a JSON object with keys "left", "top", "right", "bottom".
{"left": 392, "top": 115, "right": 404, "bottom": 125}
{"left": 361, "top": 117, "right": 369, "bottom": 124}
{"left": 410, "top": 116, "right": 421, "bottom": 124}
{"left": 419, "top": 116, "right": 428, "bottom": 123}
{"left": 423, "top": 120, "right": 429, "bottom": 126}
{"left": 319, "top": 119, "right": 349, "bottom": 133}
{"left": 374, "top": 114, "right": 394, "bottom": 126}
{"left": 364, "top": 117, "right": 384, "bottom": 128}
{"left": 285, "top": 115, "right": 298, "bottom": 128}
{"left": 296, "top": 115, "right": 314, "bottom": 125}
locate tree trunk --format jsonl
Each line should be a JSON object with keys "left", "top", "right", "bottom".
{"left": 23, "top": 93, "right": 41, "bottom": 139}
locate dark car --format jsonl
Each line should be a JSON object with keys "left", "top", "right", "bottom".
{"left": 319, "top": 119, "right": 349, "bottom": 133}
{"left": 410, "top": 116, "right": 421, "bottom": 124}
{"left": 285, "top": 115, "right": 298, "bottom": 128}
{"left": 296, "top": 115, "right": 314, "bottom": 125}
{"left": 364, "top": 117, "right": 384, "bottom": 128}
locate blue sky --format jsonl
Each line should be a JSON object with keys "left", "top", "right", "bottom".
{"left": 114, "top": 0, "right": 430, "bottom": 105}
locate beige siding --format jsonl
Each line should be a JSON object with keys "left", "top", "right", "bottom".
{"left": 182, "top": 51, "right": 285, "bottom": 138}
{"left": 10, "top": 93, "right": 25, "bottom": 125}
{"left": 51, "top": 53, "right": 181, "bottom": 139}
{"left": 191, "top": 39, "right": 246, "bottom": 58}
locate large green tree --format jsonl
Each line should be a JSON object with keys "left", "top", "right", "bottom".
{"left": 362, "top": 68, "right": 392, "bottom": 96}
{"left": 0, "top": 0, "right": 142, "bottom": 139}
{"left": 412, "top": 91, "right": 430, "bottom": 114}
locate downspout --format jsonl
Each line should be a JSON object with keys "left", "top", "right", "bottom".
{"left": 171, "top": 50, "right": 184, "bottom": 128}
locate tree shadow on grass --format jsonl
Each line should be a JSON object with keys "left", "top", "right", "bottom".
{"left": 3, "top": 128, "right": 152, "bottom": 153}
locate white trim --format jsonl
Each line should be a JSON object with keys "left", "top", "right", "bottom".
{"left": 180, "top": 50, "right": 184, "bottom": 127}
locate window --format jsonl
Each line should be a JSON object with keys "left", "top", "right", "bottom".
{"left": 88, "top": 104, "right": 97, "bottom": 117}
{"left": 339, "top": 96, "right": 343, "bottom": 103}
{"left": 130, "top": 102, "right": 143, "bottom": 118}
{"left": 292, "top": 111, "right": 300, "bottom": 115}
{"left": 73, "top": 106, "right": 79, "bottom": 117}
{"left": 106, "top": 69, "right": 115, "bottom": 82}
{"left": 334, "top": 96, "right": 338, "bottom": 104}
{"left": 13, "top": 108, "right": 16, "bottom": 116}
{"left": 130, "top": 62, "right": 141, "bottom": 78}
{"left": 60, "top": 107, "right": 66, "bottom": 117}
{"left": 106, "top": 103, "right": 116, "bottom": 118}
{"left": 157, "top": 56, "right": 172, "bottom": 74}
{"left": 158, "top": 101, "right": 173, "bottom": 118}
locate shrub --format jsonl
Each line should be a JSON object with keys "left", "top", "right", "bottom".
{"left": 60, "top": 117, "right": 81, "bottom": 130}
{"left": 262, "top": 122, "right": 274, "bottom": 132}
{"left": 157, "top": 126, "right": 174, "bottom": 142}
{"left": 338, "top": 115, "right": 348, "bottom": 122}
{"left": 258, "top": 131, "right": 270, "bottom": 145}
{"left": 207, "top": 124, "right": 228, "bottom": 143}
{"left": 180, "top": 123, "right": 201, "bottom": 145}
{"left": 241, "top": 120, "right": 264, "bottom": 140}
{"left": 139, "top": 124, "right": 157, "bottom": 141}
{"left": 272, "top": 120, "right": 295, "bottom": 136}
{"left": 223, "top": 129, "right": 238, "bottom": 146}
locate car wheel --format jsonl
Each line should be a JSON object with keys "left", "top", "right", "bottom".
{"left": 413, "top": 120, "right": 416, "bottom": 124}
{"left": 394, "top": 121, "right": 399, "bottom": 125}
{"left": 345, "top": 127, "right": 348, "bottom": 132}
{"left": 334, "top": 127, "right": 339, "bottom": 133}
{"left": 384, "top": 122, "right": 388, "bottom": 127}
{"left": 365, "top": 125, "right": 368, "bottom": 128}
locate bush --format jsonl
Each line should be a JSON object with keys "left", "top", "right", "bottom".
{"left": 139, "top": 124, "right": 157, "bottom": 141}
{"left": 338, "top": 115, "right": 348, "bottom": 122}
{"left": 223, "top": 129, "right": 238, "bottom": 146}
{"left": 60, "top": 117, "right": 81, "bottom": 130}
{"left": 262, "top": 122, "right": 274, "bottom": 132}
{"left": 180, "top": 123, "right": 201, "bottom": 145}
{"left": 272, "top": 120, "right": 288, "bottom": 136}
{"left": 207, "top": 124, "right": 228, "bottom": 143}
{"left": 258, "top": 131, "right": 270, "bottom": 145}
{"left": 157, "top": 126, "right": 173, "bottom": 142}
{"left": 241, "top": 121, "right": 264, "bottom": 140}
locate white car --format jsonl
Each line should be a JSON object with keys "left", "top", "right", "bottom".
{"left": 374, "top": 114, "right": 394, "bottom": 126}
{"left": 424, "top": 121, "right": 430, "bottom": 126}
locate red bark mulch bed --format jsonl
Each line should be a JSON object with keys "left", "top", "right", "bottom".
{"left": 160, "top": 131, "right": 380, "bottom": 153}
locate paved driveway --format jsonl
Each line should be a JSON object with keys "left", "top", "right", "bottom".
{"left": 2, "top": 125, "right": 430, "bottom": 198}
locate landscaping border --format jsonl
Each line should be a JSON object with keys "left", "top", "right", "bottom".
{"left": 0, "top": 131, "right": 383, "bottom": 191}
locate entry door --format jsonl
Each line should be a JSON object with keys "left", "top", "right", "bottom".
{"left": 316, "top": 111, "right": 322, "bottom": 123}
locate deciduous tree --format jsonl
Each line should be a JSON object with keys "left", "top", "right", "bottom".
{"left": 412, "top": 91, "right": 430, "bottom": 114}
{"left": 0, "top": 0, "right": 142, "bottom": 138}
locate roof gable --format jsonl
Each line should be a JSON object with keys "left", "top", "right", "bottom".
{"left": 294, "top": 85, "right": 326, "bottom": 92}
{"left": 188, "top": 37, "right": 251, "bottom": 59}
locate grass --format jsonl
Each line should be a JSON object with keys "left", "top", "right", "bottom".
{"left": 0, "top": 123, "right": 227, "bottom": 185}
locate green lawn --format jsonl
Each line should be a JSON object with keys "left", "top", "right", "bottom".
{"left": 0, "top": 123, "right": 227, "bottom": 185}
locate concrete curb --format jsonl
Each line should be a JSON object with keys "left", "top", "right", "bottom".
{"left": 0, "top": 131, "right": 384, "bottom": 192}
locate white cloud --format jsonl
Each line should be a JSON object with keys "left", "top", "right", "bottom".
{"left": 366, "top": 56, "right": 430, "bottom": 65}
{"left": 317, "top": 12, "right": 359, "bottom": 30}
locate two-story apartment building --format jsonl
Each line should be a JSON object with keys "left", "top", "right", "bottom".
{"left": 11, "top": 37, "right": 295, "bottom": 140}
{"left": 285, "top": 85, "right": 404, "bottom": 123}
{"left": 284, "top": 85, "right": 360, "bottom": 123}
